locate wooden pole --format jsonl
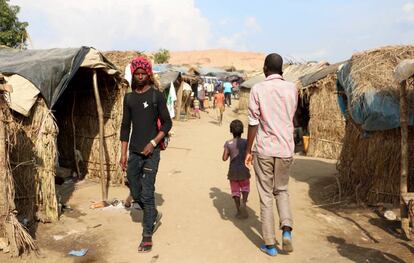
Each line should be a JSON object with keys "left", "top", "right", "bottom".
{"left": 92, "top": 70, "right": 108, "bottom": 202}
{"left": 0, "top": 94, "right": 8, "bottom": 237}
{"left": 71, "top": 92, "right": 81, "bottom": 178}
{"left": 175, "top": 81, "right": 183, "bottom": 121}
{"left": 400, "top": 80, "right": 410, "bottom": 240}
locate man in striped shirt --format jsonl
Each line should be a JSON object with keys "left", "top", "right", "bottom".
{"left": 245, "top": 53, "right": 298, "bottom": 256}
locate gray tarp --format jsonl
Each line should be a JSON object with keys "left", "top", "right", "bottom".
{"left": 0, "top": 47, "right": 90, "bottom": 108}
{"left": 240, "top": 74, "right": 265, "bottom": 89}
{"left": 299, "top": 61, "right": 346, "bottom": 87}
{"left": 158, "top": 71, "right": 181, "bottom": 91}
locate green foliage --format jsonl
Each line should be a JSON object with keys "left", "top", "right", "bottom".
{"left": 152, "top": 49, "right": 170, "bottom": 64}
{"left": 0, "top": 0, "right": 28, "bottom": 48}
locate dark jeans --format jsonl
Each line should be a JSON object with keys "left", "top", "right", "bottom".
{"left": 127, "top": 149, "right": 160, "bottom": 237}
{"left": 225, "top": 92, "right": 232, "bottom": 106}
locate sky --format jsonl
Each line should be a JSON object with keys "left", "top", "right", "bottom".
{"left": 9, "top": 0, "right": 414, "bottom": 63}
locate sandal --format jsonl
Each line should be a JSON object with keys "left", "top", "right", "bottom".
{"left": 138, "top": 241, "right": 153, "bottom": 253}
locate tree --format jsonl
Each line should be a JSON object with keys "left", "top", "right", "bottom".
{"left": 0, "top": 0, "right": 29, "bottom": 48}
{"left": 152, "top": 49, "right": 170, "bottom": 64}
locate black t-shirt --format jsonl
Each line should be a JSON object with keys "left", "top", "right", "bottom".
{"left": 120, "top": 88, "right": 172, "bottom": 153}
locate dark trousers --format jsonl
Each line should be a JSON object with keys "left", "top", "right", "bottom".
{"left": 225, "top": 92, "right": 232, "bottom": 106}
{"left": 127, "top": 149, "right": 160, "bottom": 237}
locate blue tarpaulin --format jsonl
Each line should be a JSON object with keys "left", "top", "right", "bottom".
{"left": 336, "top": 62, "right": 413, "bottom": 131}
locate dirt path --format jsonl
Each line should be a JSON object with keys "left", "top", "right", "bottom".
{"left": 3, "top": 102, "right": 414, "bottom": 263}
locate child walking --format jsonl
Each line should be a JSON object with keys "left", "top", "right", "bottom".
{"left": 222, "top": 119, "right": 251, "bottom": 218}
{"left": 193, "top": 97, "right": 201, "bottom": 119}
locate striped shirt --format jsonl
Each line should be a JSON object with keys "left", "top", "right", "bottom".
{"left": 248, "top": 74, "right": 298, "bottom": 158}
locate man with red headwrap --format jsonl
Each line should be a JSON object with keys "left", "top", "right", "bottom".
{"left": 120, "top": 56, "right": 172, "bottom": 252}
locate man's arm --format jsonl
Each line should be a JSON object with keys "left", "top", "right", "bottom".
{"left": 244, "top": 86, "right": 260, "bottom": 168}
{"left": 120, "top": 141, "right": 128, "bottom": 171}
{"left": 245, "top": 125, "right": 258, "bottom": 168}
{"left": 120, "top": 95, "right": 131, "bottom": 170}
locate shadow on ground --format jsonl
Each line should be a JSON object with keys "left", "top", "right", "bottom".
{"left": 209, "top": 187, "right": 263, "bottom": 248}
{"left": 129, "top": 192, "right": 164, "bottom": 223}
{"left": 291, "top": 158, "right": 412, "bottom": 263}
{"left": 327, "top": 236, "right": 405, "bottom": 263}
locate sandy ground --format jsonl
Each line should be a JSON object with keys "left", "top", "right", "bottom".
{"left": 2, "top": 101, "right": 414, "bottom": 263}
{"left": 169, "top": 49, "right": 265, "bottom": 71}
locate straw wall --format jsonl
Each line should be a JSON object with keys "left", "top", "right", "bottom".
{"left": 306, "top": 74, "right": 346, "bottom": 159}
{"left": 57, "top": 70, "right": 126, "bottom": 185}
{"left": 1, "top": 91, "right": 37, "bottom": 255}
{"left": 337, "top": 46, "right": 414, "bottom": 203}
{"left": 238, "top": 88, "right": 249, "bottom": 111}
{"left": 348, "top": 45, "right": 414, "bottom": 102}
{"left": 10, "top": 98, "right": 58, "bottom": 223}
{"left": 337, "top": 120, "right": 414, "bottom": 204}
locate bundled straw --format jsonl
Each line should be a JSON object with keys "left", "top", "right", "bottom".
{"left": 10, "top": 98, "right": 58, "bottom": 223}
{"left": 305, "top": 74, "right": 346, "bottom": 159}
{"left": 337, "top": 45, "right": 414, "bottom": 203}
{"left": 1, "top": 91, "right": 38, "bottom": 256}
{"left": 102, "top": 51, "right": 144, "bottom": 75}
{"left": 337, "top": 120, "right": 414, "bottom": 204}
{"left": 57, "top": 72, "right": 125, "bottom": 184}
{"left": 348, "top": 45, "right": 414, "bottom": 103}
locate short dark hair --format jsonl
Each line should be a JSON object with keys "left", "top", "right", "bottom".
{"left": 230, "top": 119, "right": 244, "bottom": 137}
{"left": 264, "top": 53, "right": 283, "bottom": 75}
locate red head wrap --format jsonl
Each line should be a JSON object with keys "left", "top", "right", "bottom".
{"left": 130, "top": 56, "right": 153, "bottom": 76}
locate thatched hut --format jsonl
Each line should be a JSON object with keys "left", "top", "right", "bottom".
{"left": 1, "top": 73, "right": 38, "bottom": 256}
{"left": 297, "top": 62, "right": 346, "bottom": 159}
{"left": 395, "top": 59, "right": 414, "bottom": 239}
{"left": 0, "top": 47, "right": 127, "bottom": 254}
{"left": 238, "top": 62, "right": 327, "bottom": 112}
{"left": 239, "top": 74, "right": 265, "bottom": 111}
{"left": 336, "top": 45, "right": 414, "bottom": 204}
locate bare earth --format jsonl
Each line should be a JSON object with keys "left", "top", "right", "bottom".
{"left": 169, "top": 49, "right": 265, "bottom": 71}
{"left": 2, "top": 101, "right": 414, "bottom": 263}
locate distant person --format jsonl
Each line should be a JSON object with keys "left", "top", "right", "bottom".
{"left": 215, "top": 80, "right": 222, "bottom": 92}
{"left": 222, "top": 120, "right": 251, "bottom": 219}
{"left": 193, "top": 97, "right": 201, "bottom": 119}
{"left": 232, "top": 80, "right": 240, "bottom": 99}
{"left": 206, "top": 79, "right": 215, "bottom": 101}
{"left": 213, "top": 89, "right": 225, "bottom": 126}
{"left": 182, "top": 81, "right": 193, "bottom": 119}
{"left": 120, "top": 56, "right": 172, "bottom": 253}
{"left": 223, "top": 81, "right": 232, "bottom": 106}
{"left": 245, "top": 53, "right": 298, "bottom": 256}
{"left": 197, "top": 82, "right": 205, "bottom": 111}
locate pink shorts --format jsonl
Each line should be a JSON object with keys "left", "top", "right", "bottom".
{"left": 230, "top": 179, "right": 250, "bottom": 197}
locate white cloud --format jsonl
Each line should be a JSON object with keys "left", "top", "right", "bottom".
{"left": 11, "top": 0, "right": 211, "bottom": 51}
{"left": 403, "top": 2, "right": 414, "bottom": 12}
{"left": 217, "top": 32, "right": 247, "bottom": 50}
{"left": 244, "top": 17, "right": 261, "bottom": 32}
{"left": 219, "top": 18, "right": 231, "bottom": 26}
{"left": 402, "top": 2, "right": 414, "bottom": 22}
{"left": 217, "top": 17, "right": 261, "bottom": 50}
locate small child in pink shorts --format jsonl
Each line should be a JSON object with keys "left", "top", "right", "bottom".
{"left": 193, "top": 98, "right": 201, "bottom": 119}
{"left": 222, "top": 119, "right": 251, "bottom": 218}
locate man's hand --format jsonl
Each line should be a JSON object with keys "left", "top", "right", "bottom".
{"left": 245, "top": 152, "right": 253, "bottom": 169}
{"left": 120, "top": 154, "right": 127, "bottom": 171}
{"left": 141, "top": 143, "right": 155, "bottom": 156}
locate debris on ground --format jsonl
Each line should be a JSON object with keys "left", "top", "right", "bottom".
{"left": 68, "top": 248, "right": 88, "bottom": 257}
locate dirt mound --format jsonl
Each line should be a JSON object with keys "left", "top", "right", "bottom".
{"left": 169, "top": 49, "right": 266, "bottom": 71}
